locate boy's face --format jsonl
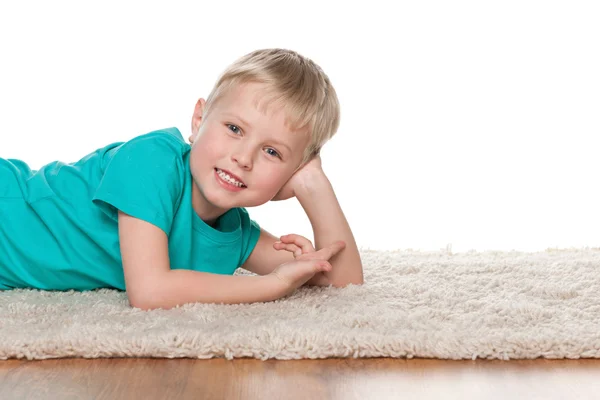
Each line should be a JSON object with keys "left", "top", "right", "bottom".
{"left": 188, "top": 82, "right": 310, "bottom": 222}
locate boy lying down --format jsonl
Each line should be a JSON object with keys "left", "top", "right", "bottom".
{"left": 0, "top": 48, "right": 364, "bottom": 310}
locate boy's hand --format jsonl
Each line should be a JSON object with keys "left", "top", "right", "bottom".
{"left": 274, "top": 233, "right": 339, "bottom": 287}
{"left": 268, "top": 240, "right": 346, "bottom": 297}
{"left": 273, "top": 233, "right": 317, "bottom": 258}
{"left": 271, "top": 154, "right": 324, "bottom": 201}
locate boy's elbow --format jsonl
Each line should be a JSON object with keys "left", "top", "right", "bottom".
{"left": 128, "top": 293, "right": 156, "bottom": 310}
{"left": 130, "top": 296, "right": 171, "bottom": 311}
{"left": 127, "top": 284, "right": 169, "bottom": 311}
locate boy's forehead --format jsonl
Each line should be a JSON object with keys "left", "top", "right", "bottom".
{"left": 222, "top": 82, "right": 275, "bottom": 112}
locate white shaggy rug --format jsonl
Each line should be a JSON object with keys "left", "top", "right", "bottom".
{"left": 1, "top": 247, "right": 600, "bottom": 361}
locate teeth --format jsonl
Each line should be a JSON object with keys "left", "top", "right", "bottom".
{"left": 217, "top": 169, "right": 245, "bottom": 187}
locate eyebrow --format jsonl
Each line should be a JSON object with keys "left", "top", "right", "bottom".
{"left": 225, "top": 113, "right": 253, "bottom": 131}
{"left": 223, "top": 113, "right": 292, "bottom": 154}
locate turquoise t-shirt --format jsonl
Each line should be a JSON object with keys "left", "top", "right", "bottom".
{"left": 0, "top": 127, "right": 261, "bottom": 291}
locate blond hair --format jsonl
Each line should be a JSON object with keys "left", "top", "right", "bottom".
{"left": 203, "top": 48, "right": 340, "bottom": 167}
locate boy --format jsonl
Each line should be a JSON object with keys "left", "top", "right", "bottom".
{"left": 0, "top": 48, "right": 364, "bottom": 310}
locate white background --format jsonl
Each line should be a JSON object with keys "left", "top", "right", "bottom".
{"left": 1, "top": 1, "right": 598, "bottom": 253}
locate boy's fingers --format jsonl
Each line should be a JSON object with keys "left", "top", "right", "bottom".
{"left": 302, "top": 259, "right": 332, "bottom": 273}
{"left": 316, "top": 260, "right": 332, "bottom": 272}
{"left": 274, "top": 242, "right": 299, "bottom": 252}
{"left": 316, "top": 240, "right": 346, "bottom": 260}
{"left": 280, "top": 233, "right": 313, "bottom": 247}
{"left": 276, "top": 239, "right": 345, "bottom": 263}
{"left": 279, "top": 234, "right": 315, "bottom": 253}
{"left": 274, "top": 242, "right": 302, "bottom": 257}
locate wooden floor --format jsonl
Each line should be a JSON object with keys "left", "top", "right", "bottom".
{"left": 1, "top": 357, "right": 599, "bottom": 399}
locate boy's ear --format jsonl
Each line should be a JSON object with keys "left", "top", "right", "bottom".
{"left": 189, "top": 98, "right": 207, "bottom": 143}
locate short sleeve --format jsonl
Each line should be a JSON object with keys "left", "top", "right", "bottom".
{"left": 92, "top": 132, "right": 186, "bottom": 236}
{"left": 238, "top": 207, "right": 261, "bottom": 266}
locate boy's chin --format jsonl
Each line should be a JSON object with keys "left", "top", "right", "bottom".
{"left": 209, "top": 192, "right": 273, "bottom": 209}
{"left": 234, "top": 194, "right": 275, "bottom": 208}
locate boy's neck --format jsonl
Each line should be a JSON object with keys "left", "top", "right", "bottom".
{"left": 191, "top": 183, "right": 228, "bottom": 228}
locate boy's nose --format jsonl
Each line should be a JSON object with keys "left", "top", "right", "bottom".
{"left": 231, "top": 148, "right": 252, "bottom": 170}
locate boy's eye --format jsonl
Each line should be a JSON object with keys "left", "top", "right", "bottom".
{"left": 227, "top": 123, "right": 281, "bottom": 159}
{"left": 227, "top": 124, "right": 241, "bottom": 135}
{"left": 266, "top": 148, "right": 281, "bottom": 158}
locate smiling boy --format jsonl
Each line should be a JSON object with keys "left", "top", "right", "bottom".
{"left": 0, "top": 49, "right": 364, "bottom": 309}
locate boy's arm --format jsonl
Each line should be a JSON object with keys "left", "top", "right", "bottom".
{"left": 118, "top": 211, "right": 283, "bottom": 310}
{"left": 294, "top": 173, "right": 364, "bottom": 287}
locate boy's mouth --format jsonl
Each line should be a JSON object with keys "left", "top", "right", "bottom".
{"left": 215, "top": 168, "right": 247, "bottom": 188}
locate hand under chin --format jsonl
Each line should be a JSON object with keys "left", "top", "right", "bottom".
{"left": 271, "top": 185, "right": 295, "bottom": 201}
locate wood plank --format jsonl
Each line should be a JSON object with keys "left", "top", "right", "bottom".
{"left": 1, "top": 358, "right": 599, "bottom": 399}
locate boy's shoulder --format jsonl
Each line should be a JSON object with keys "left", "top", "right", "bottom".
{"left": 106, "top": 127, "right": 190, "bottom": 161}
{"left": 127, "top": 127, "right": 188, "bottom": 148}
